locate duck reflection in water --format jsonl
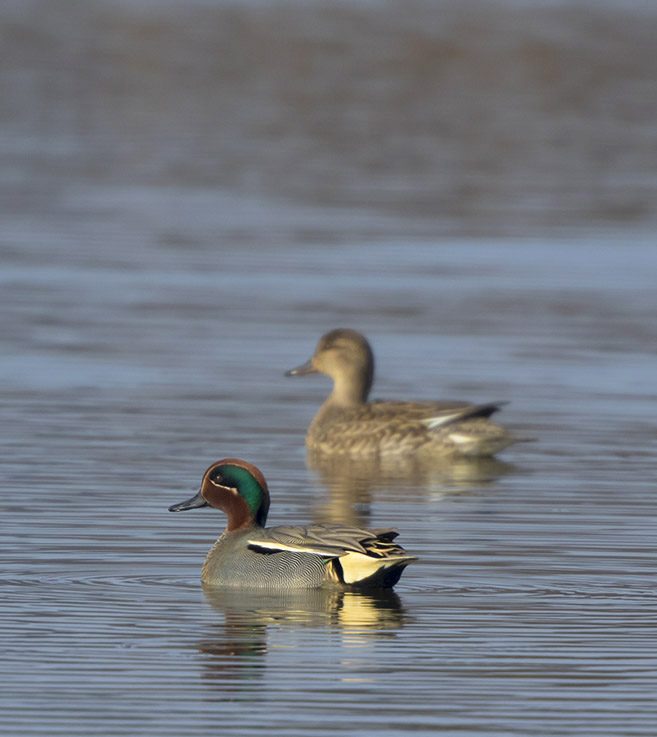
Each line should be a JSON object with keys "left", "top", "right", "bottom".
{"left": 307, "top": 449, "right": 516, "bottom": 527}
{"left": 197, "top": 587, "right": 409, "bottom": 683}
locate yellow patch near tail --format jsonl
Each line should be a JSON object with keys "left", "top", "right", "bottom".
{"left": 339, "top": 551, "right": 414, "bottom": 585}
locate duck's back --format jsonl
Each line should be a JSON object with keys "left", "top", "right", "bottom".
{"left": 307, "top": 399, "right": 512, "bottom": 457}
{"left": 202, "top": 524, "right": 415, "bottom": 589}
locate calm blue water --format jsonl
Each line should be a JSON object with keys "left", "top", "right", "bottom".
{"left": 2, "top": 1, "right": 657, "bottom": 735}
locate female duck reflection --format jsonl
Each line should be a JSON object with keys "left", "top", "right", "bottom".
{"left": 307, "top": 450, "right": 515, "bottom": 528}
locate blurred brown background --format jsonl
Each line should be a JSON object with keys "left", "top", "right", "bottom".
{"left": 3, "top": 0, "right": 657, "bottom": 238}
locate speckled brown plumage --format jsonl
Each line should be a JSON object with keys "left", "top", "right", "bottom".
{"left": 286, "top": 329, "right": 521, "bottom": 458}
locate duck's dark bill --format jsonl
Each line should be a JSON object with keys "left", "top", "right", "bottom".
{"left": 168, "top": 491, "right": 209, "bottom": 512}
{"left": 285, "top": 358, "right": 316, "bottom": 377}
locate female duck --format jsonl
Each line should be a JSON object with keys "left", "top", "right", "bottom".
{"left": 286, "top": 328, "right": 519, "bottom": 457}
{"left": 169, "top": 458, "right": 416, "bottom": 589}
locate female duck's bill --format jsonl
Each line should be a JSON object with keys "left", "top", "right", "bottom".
{"left": 285, "top": 357, "right": 316, "bottom": 376}
{"left": 169, "top": 458, "right": 416, "bottom": 589}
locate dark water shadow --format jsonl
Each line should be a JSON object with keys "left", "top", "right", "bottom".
{"left": 307, "top": 450, "right": 515, "bottom": 526}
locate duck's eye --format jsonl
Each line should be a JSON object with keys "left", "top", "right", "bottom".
{"left": 209, "top": 471, "right": 224, "bottom": 486}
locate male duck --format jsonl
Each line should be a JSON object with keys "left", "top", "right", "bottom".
{"left": 286, "top": 328, "right": 519, "bottom": 457}
{"left": 169, "top": 458, "right": 416, "bottom": 589}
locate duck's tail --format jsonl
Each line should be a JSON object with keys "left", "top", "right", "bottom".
{"left": 335, "top": 529, "right": 417, "bottom": 588}
{"left": 337, "top": 550, "right": 418, "bottom": 588}
{"left": 421, "top": 402, "right": 535, "bottom": 458}
{"left": 422, "top": 401, "right": 508, "bottom": 430}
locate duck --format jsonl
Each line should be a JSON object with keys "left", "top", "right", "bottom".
{"left": 286, "top": 328, "right": 520, "bottom": 457}
{"left": 169, "top": 458, "right": 416, "bottom": 589}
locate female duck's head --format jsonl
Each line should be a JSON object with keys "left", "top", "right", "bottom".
{"left": 169, "top": 459, "right": 270, "bottom": 531}
{"left": 286, "top": 328, "right": 375, "bottom": 405}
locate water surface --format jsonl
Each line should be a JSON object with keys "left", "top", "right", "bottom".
{"left": 2, "top": 1, "right": 657, "bottom": 735}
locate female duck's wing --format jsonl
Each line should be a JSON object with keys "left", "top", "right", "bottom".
{"left": 420, "top": 401, "right": 508, "bottom": 429}
{"left": 322, "top": 400, "right": 507, "bottom": 434}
